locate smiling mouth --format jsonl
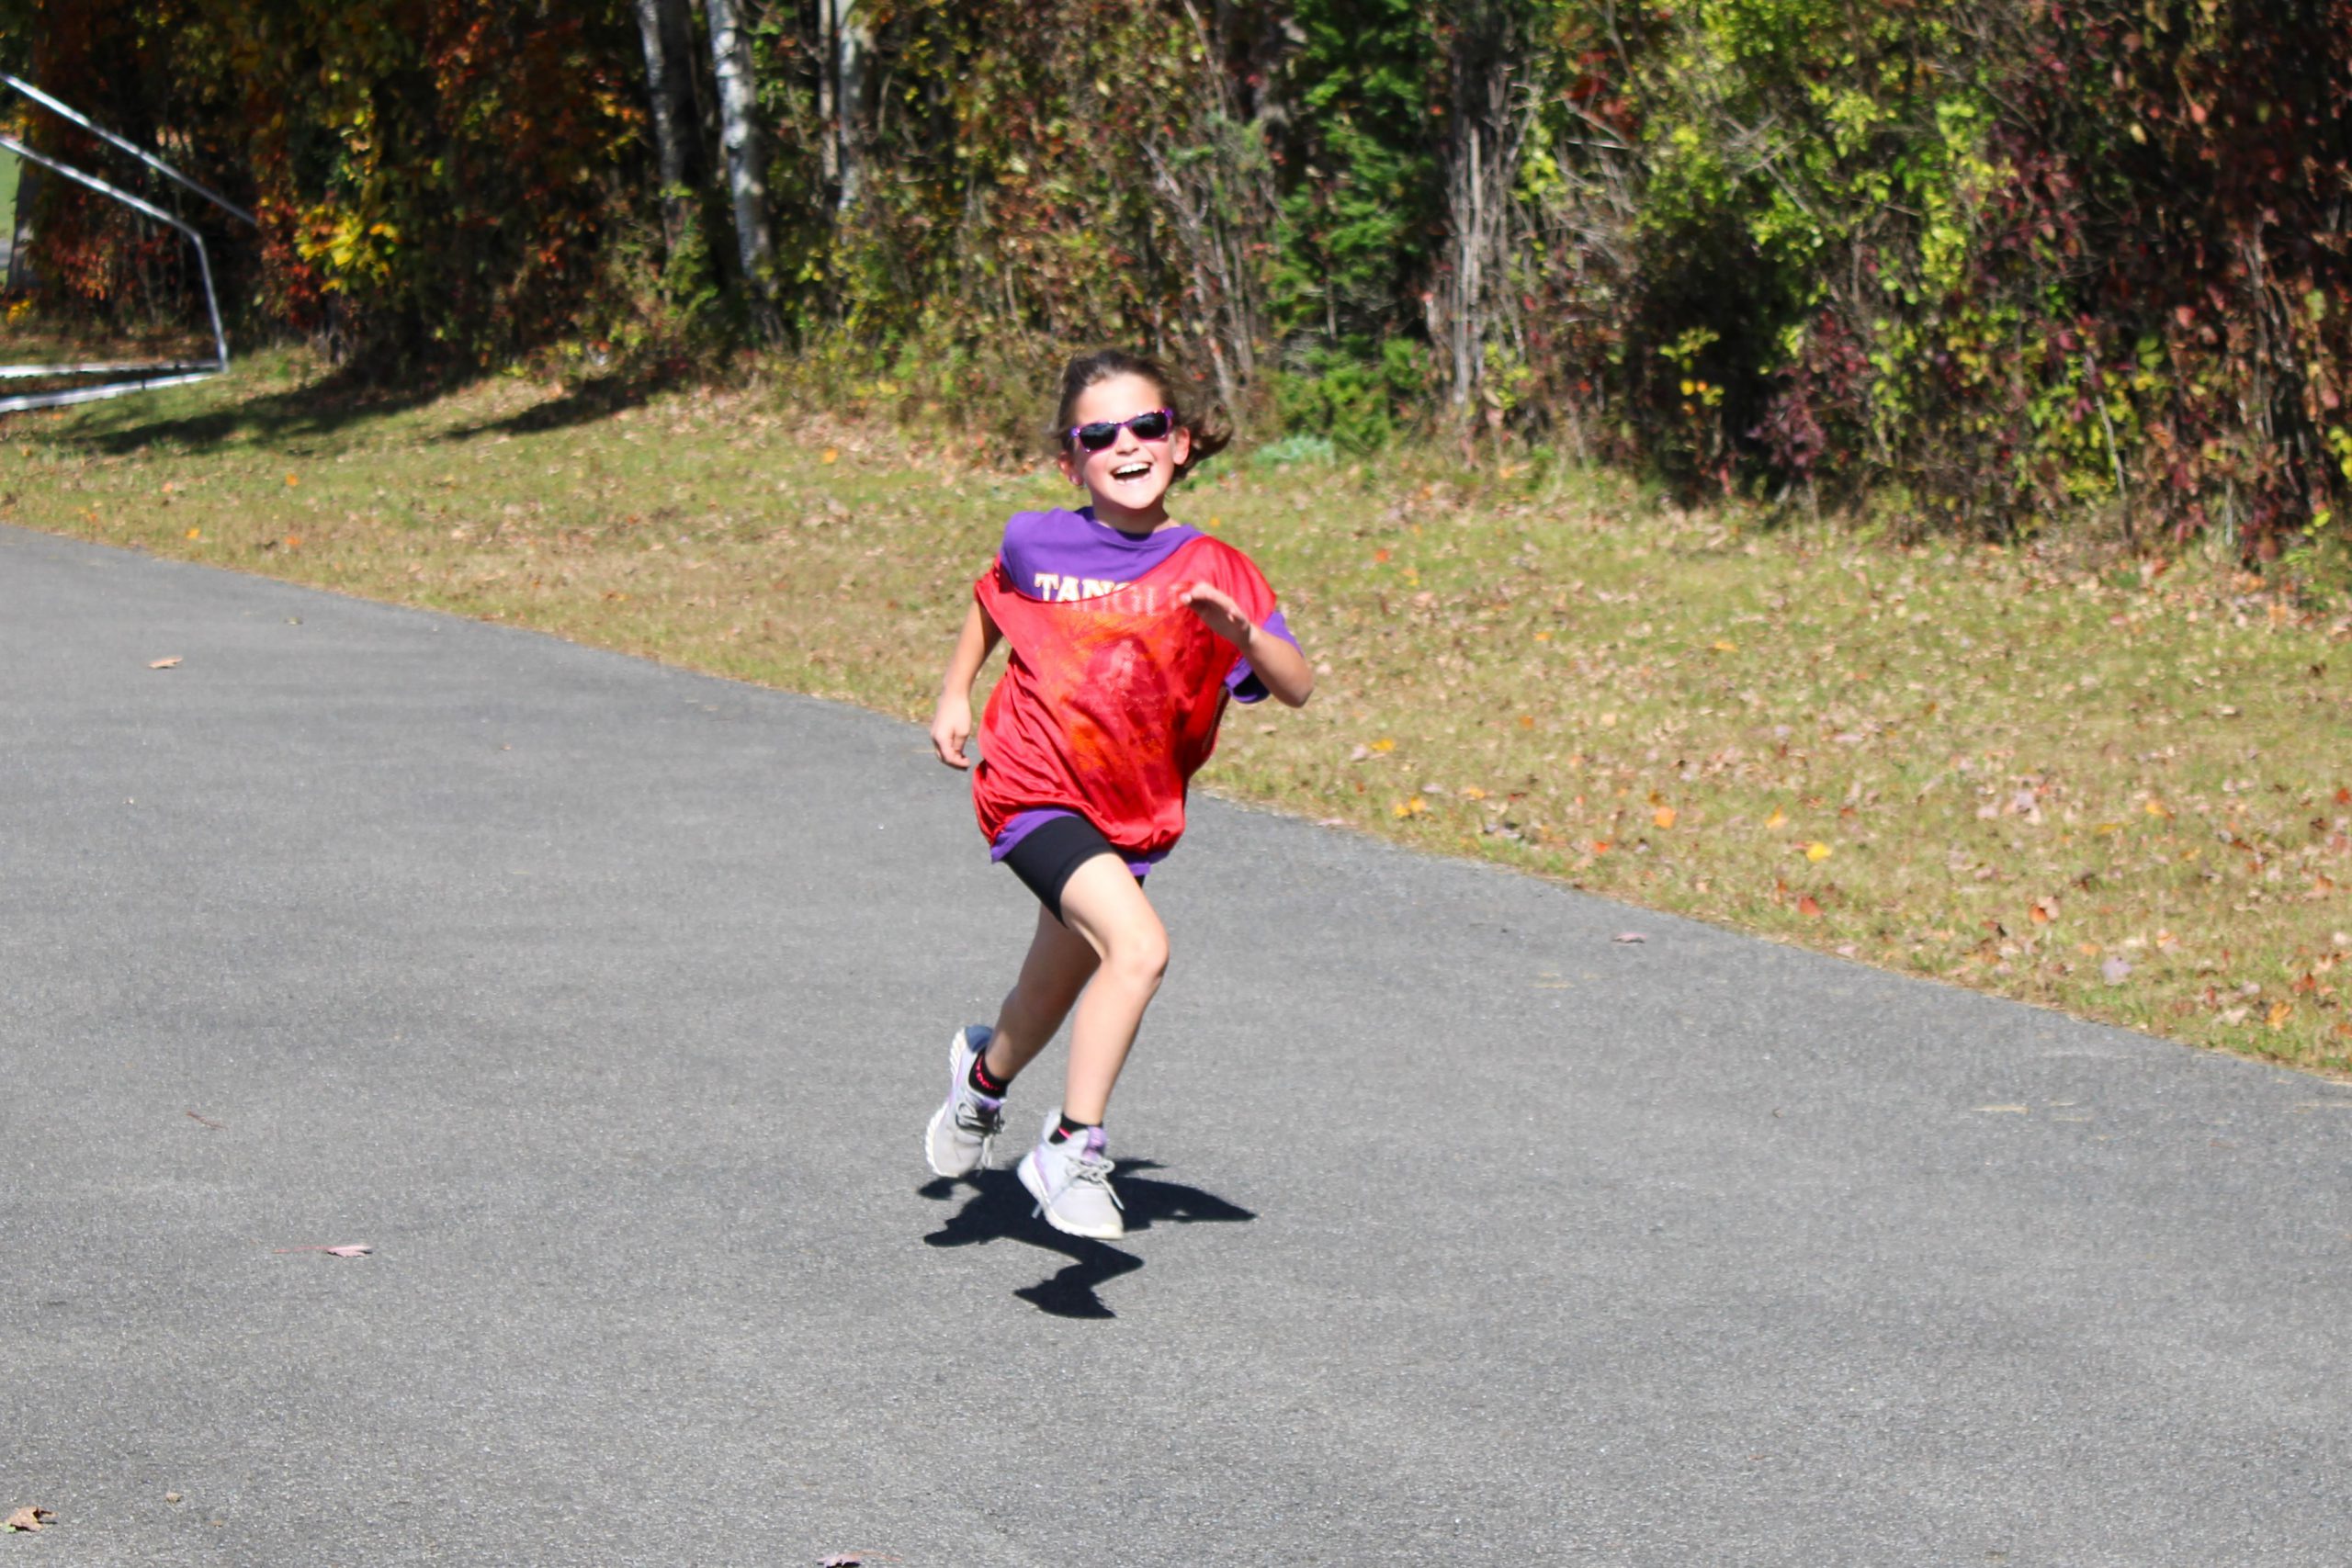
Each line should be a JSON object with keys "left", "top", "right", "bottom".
{"left": 1110, "top": 461, "right": 1153, "bottom": 480}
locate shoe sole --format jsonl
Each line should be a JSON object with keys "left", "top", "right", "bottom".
{"left": 1019, "top": 1146, "right": 1125, "bottom": 1240}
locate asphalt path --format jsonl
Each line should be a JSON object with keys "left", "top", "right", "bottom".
{"left": 4, "top": 523, "right": 2348, "bottom": 1566}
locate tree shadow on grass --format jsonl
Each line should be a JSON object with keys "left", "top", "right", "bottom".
{"left": 919, "top": 1159, "right": 1255, "bottom": 1319}
{"left": 62, "top": 366, "right": 450, "bottom": 458}
{"left": 435, "top": 371, "right": 669, "bottom": 442}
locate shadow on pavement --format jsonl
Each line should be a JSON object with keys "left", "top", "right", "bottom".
{"left": 920, "top": 1159, "right": 1255, "bottom": 1319}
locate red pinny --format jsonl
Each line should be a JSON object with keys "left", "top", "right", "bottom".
{"left": 971, "top": 535, "right": 1279, "bottom": 861}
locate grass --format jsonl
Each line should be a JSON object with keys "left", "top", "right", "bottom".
{"left": 7, "top": 350, "right": 2350, "bottom": 1075}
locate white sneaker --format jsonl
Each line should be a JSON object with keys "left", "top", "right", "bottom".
{"left": 923, "top": 1026, "right": 1005, "bottom": 1179}
{"left": 1018, "top": 1109, "right": 1125, "bottom": 1240}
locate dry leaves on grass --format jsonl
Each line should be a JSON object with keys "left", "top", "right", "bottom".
{"left": 3, "top": 1507, "right": 55, "bottom": 1533}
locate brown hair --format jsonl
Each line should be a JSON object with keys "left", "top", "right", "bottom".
{"left": 1051, "top": 348, "right": 1232, "bottom": 481}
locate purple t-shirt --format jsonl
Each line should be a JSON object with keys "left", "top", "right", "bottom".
{"left": 989, "top": 507, "right": 1296, "bottom": 872}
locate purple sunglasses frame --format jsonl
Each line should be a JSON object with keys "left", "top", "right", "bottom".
{"left": 1067, "top": 407, "right": 1176, "bottom": 451}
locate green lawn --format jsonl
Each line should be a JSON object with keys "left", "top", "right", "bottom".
{"left": 8, "top": 352, "right": 2349, "bottom": 1074}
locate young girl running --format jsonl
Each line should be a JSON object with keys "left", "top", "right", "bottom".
{"left": 925, "top": 349, "right": 1314, "bottom": 1240}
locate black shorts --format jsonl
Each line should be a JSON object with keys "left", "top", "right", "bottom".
{"left": 1001, "top": 813, "right": 1143, "bottom": 924}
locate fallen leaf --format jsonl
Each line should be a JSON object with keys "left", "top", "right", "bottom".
{"left": 2101, "top": 955, "right": 2132, "bottom": 984}
{"left": 1612, "top": 931, "right": 1647, "bottom": 943}
{"left": 1392, "top": 796, "right": 1427, "bottom": 818}
{"left": 1373, "top": 547, "right": 1391, "bottom": 564}
{"left": 1765, "top": 808, "right": 1787, "bottom": 830}
{"left": 149, "top": 656, "right": 182, "bottom": 670}
{"left": 272, "top": 1243, "right": 373, "bottom": 1258}
{"left": 820, "top": 448, "right": 840, "bottom": 464}
{"left": 284, "top": 473, "right": 299, "bottom": 486}
{"left": 1711, "top": 638, "right": 1736, "bottom": 653}
{"left": 820, "top": 1555, "right": 861, "bottom": 1567}
{"left": 185, "top": 527, "right": 201, "bottom": 540}
{"left": 1804, "top": 841, "right": 1832, "bottom": 863}
{"left": 2028, "top": 899, "right": 2057, "bottom": 926}
{"left": 2267, "top": 1001, "right": 2294, "bottom": 1030}
{"left": 1976, "top": 1104, "right": 2030, "bottom": 1114}
{"left": 185, "top": 1110, "right": 225, "bottom": 1130}
{"left": 1796, "top": 895, "right": 1824, "bottom": 917}
{"left": 1369, "top": 738, "right": 1396, "bottom": 752}
{"left": 1516, "top": 715, "right": 1535, "bottom": 729}
{"left": 1653, "top": 806, "right": 1677, "bottom": 829}
{"left": 3, "top": 1508, "right": 53, "bottom": 1533}
{"left": 2145, "top": 799, "right": 2172, "bottom": 818}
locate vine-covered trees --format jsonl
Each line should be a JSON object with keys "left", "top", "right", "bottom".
{"left": 6, "top": 0, "right": 2350, "bottom": 554}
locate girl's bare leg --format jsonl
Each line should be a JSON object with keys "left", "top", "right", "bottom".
{"left": 1043, "top": 855, "right": 1170, "bottom": 1125}
{"left": 981, "top": 902, "right": 1101, "bottom": 1083}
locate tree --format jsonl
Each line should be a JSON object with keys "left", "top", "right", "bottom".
{"left": 705, "top": 0, "right": 774, "bottom": 328}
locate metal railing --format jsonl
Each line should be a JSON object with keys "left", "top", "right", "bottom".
{"left": 0, "top": 73, "right": 254, "bottom": 415}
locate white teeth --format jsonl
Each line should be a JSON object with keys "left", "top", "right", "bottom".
{"left": 1113, "top": 464, "right": 1149, "bottom": 479}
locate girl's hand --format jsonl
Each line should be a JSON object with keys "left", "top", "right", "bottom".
{"left": 1180, "top": 581, "right": 1255, "bottom": 649}
{"left": 931, "top": 690, "right": 975, "bottom": 770}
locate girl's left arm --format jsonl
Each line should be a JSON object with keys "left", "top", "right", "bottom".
{"left": 1180, "top": 583, "right": 1315, "bottom": 707}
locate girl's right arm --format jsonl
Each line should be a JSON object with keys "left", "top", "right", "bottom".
{"left": 930, "top": 597, "right": 1002, "bottom": 770}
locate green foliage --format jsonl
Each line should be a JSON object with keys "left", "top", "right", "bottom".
{"left": 1273, "top": 0, "right": 1439, "bottom": 347}
{"left": 1270, "top": 338, "right": 1427, "bottom": 451}
{"left": 28, "top": 0, "right": 2352, "bottom": 555}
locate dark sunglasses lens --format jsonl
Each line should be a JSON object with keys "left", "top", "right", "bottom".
{"left": 1076, "top": 422, "right": 1119, "bottom": 451}
{"left": 1128, "top": 410, "right": 1171, "bottom": 440}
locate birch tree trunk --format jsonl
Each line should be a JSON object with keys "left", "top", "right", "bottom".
{"left": 632, "top": 0, "right": 695, "bottom": 245}
{"left": 704, "top": 0, "right": 775, "bottom": 323}
{"left": 829, "top": 0, "right": 872, "bottom": 214}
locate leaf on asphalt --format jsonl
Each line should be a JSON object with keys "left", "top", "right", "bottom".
{"left": 3, "top": 1507, "right": 53, "bottom": 1533}
{"left": 1611, "top": 931, "right": 1647, "bottom": 943}
{"left": 2101, "top": 956, "right": 2133, "bottom": 985}
{"left": 819, "top": 1555, "right": 861, "bottom": 1567}
{"left": 1976, "top": 1104, "right": 2030, "bottom": 1114}
{"left": 149, "top": 656, "right": 182, "bottom": 670}
{"left": 272, "top": 1243, "right": 373, "bottom": 1258}
{"left": 185, "top": 1110, "right": 225, "bottom": 1130}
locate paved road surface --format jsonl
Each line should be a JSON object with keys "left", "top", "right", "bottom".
{"left": 4, "top": 524, "right": 2347, "bottom": 1565}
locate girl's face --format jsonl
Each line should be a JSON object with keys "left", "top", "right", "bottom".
{"left": 1057, "top": 371, "right": 1193, "bottom": 528}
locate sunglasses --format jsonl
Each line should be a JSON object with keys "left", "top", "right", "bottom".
{"left": 1069, "top": 408, "right": 1175, "bottom": 452}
